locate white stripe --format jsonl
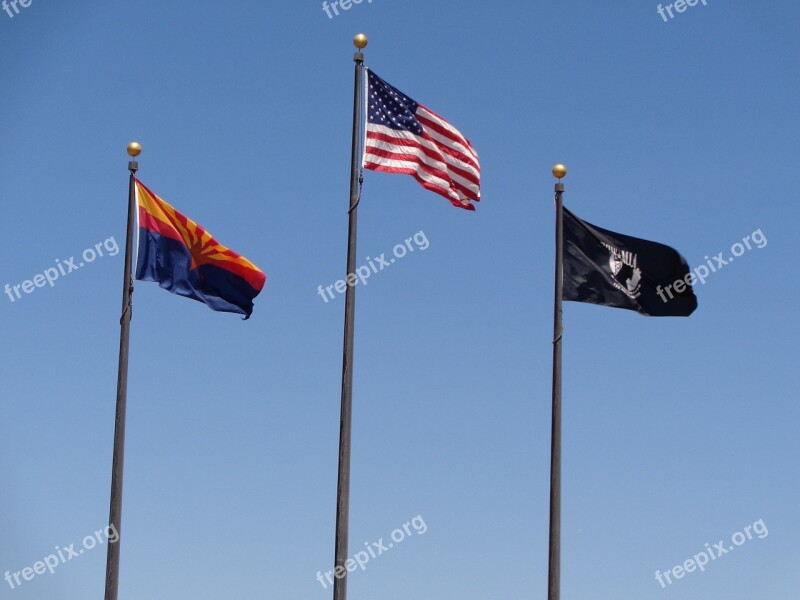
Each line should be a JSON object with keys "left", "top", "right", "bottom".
{"left": 420, "top": 123, "right": 479, "bottom": 171}
{"left": 417, "top": 106, "right": 479, "bottom": 162}
{"left": 417, "top": 120, "right": 479, "bottom": 170}
{"left": 365, "top": 134, "right": 479, "bottom": 195}
{"left": 416, "top": 106, "right": 471, "bottom": 146}
{"left": 366, "top": 127, "right": 480, "bottom": 194}
{"left": 364, "top": 140, "right": 479, "bottom": 198}
{"left": 365, "top": 136, "right": 480, "bottom": 197}
{"left": 364, "top": 155, "right": 475, "bottom": 204}
{"left": 361, "top": 67, "right": 369, "bottom": 169}
{"left": 366, "top": 124, "right": 480, "bottom": 181}
{"left": 365, "top": 156, "right": 450, "bottom": 191}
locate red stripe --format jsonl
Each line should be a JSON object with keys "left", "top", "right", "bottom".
{"left": 364, "top": 151, "right": 475, "bottom": 205}
{"left": 225, "top": 262, "right": 266, "bottom": 291}
{"left": 416, "top": 110, "right": 480, "bottom": 169}
{"left": 142, "top": 224, "right": 266, "bottom": 291}
{"left": 364, "top": 147, "right": 466, "bottom": 199}
{"left": 201, "top": 250, "right": 266, "bottom": 290}
{"left": 364, "top": 162, "right": 475, "bottom": 211}
{"left": 136, "top": 178, "right": 266, "bottom": 292}
{"left": 366, "top": 130, "right": 480, "bottom": 188}
{"left": 417, "top": 103, "right": 478, "bottom": 154}
{"left": 140, "top": 228, "right": 266, "bottom": 294}
{"left": 365, "top": 132, "right": 480, "bottom": 197}
{"left": 365, "top": 145, "right": 479, "bottom": 202}
{"left": 418, "top": 131, "right": 480, "bottom": 189}
{"left": 367, "top": 124, "right": 479, "bottom": 178}
{"left": 416, "top": 121, "right": 480, "bottom": 173}
{"left": 138, "top": 206, "right": 184, "bottom": 244}
{"left": 364, "top": 152, "right": 476, "bottom": 204}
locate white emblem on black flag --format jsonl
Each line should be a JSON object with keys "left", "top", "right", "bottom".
{"left": 562, "top": 207, "right": 697, "bottom": 317}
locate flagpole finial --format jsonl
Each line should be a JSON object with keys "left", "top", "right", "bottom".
{"left": 552, "top": 164, "right": 567, "bottom": 180}
{"left": 353, "top": 33, "right": 368, "bottom": 49}
{"left": 127, "top": 142, "right": 140, "bottom": 173}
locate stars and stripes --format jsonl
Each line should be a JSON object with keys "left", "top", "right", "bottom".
{"left": 363, "top": 69, "right": 480, "bottom": 211}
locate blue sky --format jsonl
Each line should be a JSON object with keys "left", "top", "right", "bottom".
{"left": 1, "top": 1, "right": 798, "bottom": 599}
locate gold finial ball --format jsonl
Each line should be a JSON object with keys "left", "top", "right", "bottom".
{"left": 127, "top": 142, "right": 142, "bottom": 157}
{"left": 353, "top": 33, "right": 368, "bottom": 49}
{"left": 552, "top": 163, "right": 567, "bottom": 179}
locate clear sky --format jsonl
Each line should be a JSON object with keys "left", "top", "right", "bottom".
{"left": 1, "top": 1, "right": 798, "bottom": 599}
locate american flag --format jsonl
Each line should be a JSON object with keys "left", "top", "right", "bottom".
{"left": 363, "top": 69, "right": 480, "bottom": 211}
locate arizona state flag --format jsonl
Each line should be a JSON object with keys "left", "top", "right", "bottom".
{"left": 562, "top": 207, "right": 697, "bottom": 317}
{"left": 134, "top": 180, "right": 266, "bottom": 318}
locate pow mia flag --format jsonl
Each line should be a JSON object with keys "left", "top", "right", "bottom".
{"left": 562, "top": 207, "right": 697, "bottom": 317}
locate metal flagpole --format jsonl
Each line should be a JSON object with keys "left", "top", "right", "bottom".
{"left": 547, "top": 163, "right": 567, "bottom": 600}
{"left": 103, "top": 142, "right": 140, "bottom": 600}
{"left": 333, "top": 34, "right": 367, "bottom": 600}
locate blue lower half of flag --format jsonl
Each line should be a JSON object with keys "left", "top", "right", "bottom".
{"left": 135, "top": 229, "right": 261, "bottom": 318}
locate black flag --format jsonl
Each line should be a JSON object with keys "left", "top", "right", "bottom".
{"left": 562, "top": 207, "right": 697, "bottom": 317}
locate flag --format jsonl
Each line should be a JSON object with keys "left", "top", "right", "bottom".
{"left": 562, "top": 207, "right": 697, "bottom": 317}
{"left": 134, "top": 180, "right": 266, "bottom": 318}
{"left": 363, "top": 69, "right": 480, "bottom": 211}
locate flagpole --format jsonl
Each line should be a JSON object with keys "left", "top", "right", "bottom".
{"left": 547, "top": 163, "right": 567, "bottom": 600}
{"left": 333, "top": 34, "right": 367, "bottom": 600}
{"left": 103, "top": 142, "right": 140, "bottom": 600}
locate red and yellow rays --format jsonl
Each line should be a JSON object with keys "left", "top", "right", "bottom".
{"left": 135, "top": 180, "right": 265, "bottom": 290}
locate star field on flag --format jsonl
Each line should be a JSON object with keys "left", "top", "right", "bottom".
{"left": 363, "top": 69, "right": 481, "bottom": 210}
